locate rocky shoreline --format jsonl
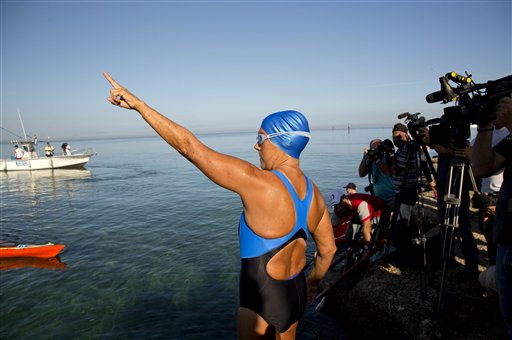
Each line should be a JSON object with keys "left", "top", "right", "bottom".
{"left": 319, "top": 191, "right": 508, "bottom": 340}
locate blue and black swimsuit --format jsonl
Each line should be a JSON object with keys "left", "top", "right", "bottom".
{"left": 239, "top": 170, "right": 312, "bottom": 333}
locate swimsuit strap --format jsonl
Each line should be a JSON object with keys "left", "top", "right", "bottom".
{"left": 239, "top": 170, "right": 313, "bottom": 259}
{"left": 271, "top": 170, "right": 312, "bottom": 238}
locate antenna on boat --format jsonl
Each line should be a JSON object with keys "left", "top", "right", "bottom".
{"left": 17, "top": 108, "right": 28, "bottom": 141}
{"left": 0, "top": 126, "right": 24, "bottom": 139}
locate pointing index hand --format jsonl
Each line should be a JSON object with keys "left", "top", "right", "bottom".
{"left": 103, "top": 71, "right": 120, "bottom": 89}
{"left": 103, "top": 71, "right": 143, "bottom": 110}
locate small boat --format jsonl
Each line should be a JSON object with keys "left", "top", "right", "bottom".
{"left": 0, "top": 111, "right": 95, "bottom": 171}
{"left": 1, "top": 140, "right": 95, "bottom": 171}
{"left": 0, "top": 242, "right": 65, "bottom": 258}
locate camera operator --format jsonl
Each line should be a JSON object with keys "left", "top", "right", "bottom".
{"left": 471, "top": 120, "right": 509, "bottom": 266}
{"left": 472, "top": 96, "right": 512, "bottom": 338}
{"left": 430, "top": 135, "right": 479, "bottom": 281}
{"left": 390, "top": 123, "right": 421, "bottom": 254}
{"left": 358, "top": 139, "right": 395, "bottom": 209}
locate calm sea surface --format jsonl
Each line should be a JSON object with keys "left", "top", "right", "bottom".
{"left": 1, "top": 128, "right": 396, "bottom": 339}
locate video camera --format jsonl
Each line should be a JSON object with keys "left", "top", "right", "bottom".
{"left": 425, "top": 72, "right": 512, "bottom": 147}
{"left": 396, "top": 111, "right": 439, "bottom": 142}
{"left": 426, "top": 71, "right": 512, "bottom": 125}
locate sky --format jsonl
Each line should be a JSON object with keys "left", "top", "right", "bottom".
{"left": 1, "top": 0, "right": 511, "bottom": 141}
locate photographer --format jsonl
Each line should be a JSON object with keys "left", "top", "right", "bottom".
{"left": 472, "top": 96, "right": 512, "bottom": 338}
{"left": 358, "top": 139, "right": 395, "bottom": 209}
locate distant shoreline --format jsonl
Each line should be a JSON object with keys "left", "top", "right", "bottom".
{"left": 0, "top": 125, "right": 398, "bottom": 144}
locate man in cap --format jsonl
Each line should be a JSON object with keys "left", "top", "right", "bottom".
{"left": 343, "top": 182, "right": 357, "bottom": 194}
{"left": 391, "top": 123, "right": 421, "bottom": 255}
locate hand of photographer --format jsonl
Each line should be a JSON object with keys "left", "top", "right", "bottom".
{"left": 363, "top": 148, "right": 369, "bottom": 158}
{"left": 416, "top": 127, "right": 430, "bottom": 145}
{"left": 454, "top": 146, "right": 472, "bottom": 161}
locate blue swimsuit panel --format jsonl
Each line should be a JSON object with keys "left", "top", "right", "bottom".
{"left": 239, "top": 170, "right": 312, "bottom": 258}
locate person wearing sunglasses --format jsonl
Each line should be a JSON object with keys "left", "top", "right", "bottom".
{"left": 103, "top": 72, "right": 336, "bottom": 340}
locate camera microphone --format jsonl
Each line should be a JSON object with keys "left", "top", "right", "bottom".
{"left": 397, "top": 112, "right": 410, "bottom": 119}
{"left": 426, "top": 91, "right": 444, "bottom": 103}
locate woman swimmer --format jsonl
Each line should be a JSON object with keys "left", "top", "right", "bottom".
{"left": 103, "top": 72, "right": 336, "bottom": 340}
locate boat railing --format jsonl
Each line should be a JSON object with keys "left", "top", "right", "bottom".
{"left": 70, "top": 148, "right": 95, "bottom": 157}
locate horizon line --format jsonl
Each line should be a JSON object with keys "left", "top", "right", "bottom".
{"left": 0, "top": 124, "right": 394, "bottom": 144}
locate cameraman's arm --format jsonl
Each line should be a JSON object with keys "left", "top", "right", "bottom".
{"left": 474, "top": 96, "right": 512, "bottom": 176}
{"left": 359, "top": 149, "right": 369, "bottom": 177}
{"left": 472, "top": 124, "right": 505, "bottom": 177}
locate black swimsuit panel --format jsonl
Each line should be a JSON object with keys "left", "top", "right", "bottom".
{"left": 239, "top": 229, "right": 307, "bottom": 333}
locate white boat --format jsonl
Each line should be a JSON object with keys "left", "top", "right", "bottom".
{"left": 1, "top": 110, "right": 95, "bottom": 171}
{"left": 1, "top": 141, "right": 95, "bottom": 171}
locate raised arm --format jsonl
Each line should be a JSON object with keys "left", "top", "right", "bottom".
{"left": 103, "top": 72, "right": 260, "bottom": 195}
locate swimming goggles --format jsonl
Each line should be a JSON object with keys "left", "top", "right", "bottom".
{"left": 256, "top": 131, "right": 311, "bottom": 145}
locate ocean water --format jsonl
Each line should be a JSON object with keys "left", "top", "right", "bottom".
{"left": 1, "top": 128, "right": 392, "bottom": 339}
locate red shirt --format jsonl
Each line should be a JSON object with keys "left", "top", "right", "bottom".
{"left": 347, "top": 193, "right": 386, "bottom": 223}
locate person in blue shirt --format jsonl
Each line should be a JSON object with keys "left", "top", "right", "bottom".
{"left": 358, "top": 138, "right": 395, "bottom": 209}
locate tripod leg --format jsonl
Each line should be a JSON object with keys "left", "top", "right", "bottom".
{"left": 437, "top": 159, "right": 478, "bottom": 309}
{"left": 438, "top": 225, "right": 456, "bottom": 309}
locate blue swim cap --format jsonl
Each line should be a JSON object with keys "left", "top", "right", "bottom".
{"left": 260, "top": 110, "right": 311, "bottom": 159}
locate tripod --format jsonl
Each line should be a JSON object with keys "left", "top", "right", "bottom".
{"left": 389, "top": 139, "right": 438, "bottom": 298}
{"left": 437, "top": 157, "right": 479, "bottom": 310}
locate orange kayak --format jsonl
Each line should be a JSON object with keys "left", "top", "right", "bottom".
{"left": 0, "top": 243, "right": 65, "bottom": 258}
